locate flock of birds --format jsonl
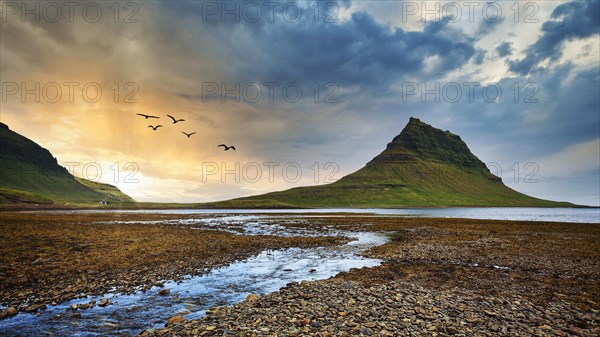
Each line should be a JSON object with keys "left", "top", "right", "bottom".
{"left": 136, "top": 113, "right": 235, "bottom": 151}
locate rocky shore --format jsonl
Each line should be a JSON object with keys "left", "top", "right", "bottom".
{"left": 0, "top": 212, "right": 345, "bottom": 317}
{"left": 139, "top": 278, "right": 598, "bottom": 336}
{"left": 1, "top": 213, "right": 598, "bottom": 336}
{"left": 139, "top": 217, "right": 600, "bottom": 336}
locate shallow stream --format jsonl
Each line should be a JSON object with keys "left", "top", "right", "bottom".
{"left": 0, "top": 215, "right": 388, "bottom": 336}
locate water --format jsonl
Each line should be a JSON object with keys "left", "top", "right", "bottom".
{"left": 0, "top": 218, "right": 388, "bottom": 336}
{"left": 360, "top": 207, "right": 600, "bottom": 223}
{"left": 59, "top": 207, "right": 600, "bottom": 223}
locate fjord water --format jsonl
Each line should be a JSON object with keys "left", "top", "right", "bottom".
{"left": 93, "top": 207, "right": 600, "bottom": 223}
{"left": 360, "top": 207, "right": 600, "bottom": 223}
{"left": 0, "top": 216, "right": 387, "bottom": 336}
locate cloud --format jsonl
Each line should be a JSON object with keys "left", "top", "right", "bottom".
{"left": 509, "top": 0, "right": 600, "bottom": 75}
{"left": 504, "top": 138, "right": 600, "bottom": 206}
{"left": 533, "top": 138, "right": 600, "bottom": 177}
{"left": 1, "top": 0, "right": 598, "bottom": 204}
{"left": 477, "top": 16, "right": 505, "bottom": 35}
{"left": 473, "top": 50, "right": 486, "bottom": 65}
{"left": 496, "top": 42, "right": 513, "bottom": 57}
{"left": 164, "top": 2, "right": 477, "bottom": 89}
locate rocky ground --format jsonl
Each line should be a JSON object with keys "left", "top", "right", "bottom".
{"left": 0, "top": 212, "right": 345, "bottom": 317}
{"left": 139, "top": 279, "right": 598, "bottom": 336}
{"left": 139, "top": 217, "right": 600, "bottom": 336}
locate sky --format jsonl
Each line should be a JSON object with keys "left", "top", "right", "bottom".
{"left": 1, "top": 0, "right": 599, "bottom": 205}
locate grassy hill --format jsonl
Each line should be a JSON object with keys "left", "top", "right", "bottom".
{"left": 208, "top": 118, "right": 574, "bottom": 208}
{"left": 0, "top": 123, "right": 134, "bottom": 207}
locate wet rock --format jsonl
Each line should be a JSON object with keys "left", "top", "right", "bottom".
{"left": 206, "top": 307, "right": 220, "bottom": 315}
{"left": 70, "top": 304, "right": 78, "bottom": 311}
{"left": 483, "top": 310, "right": 498, "bottom": 317}
{"left": 16, "top": 275, "right": 29, "bottom": 284}
{"left": 32, "top": 258, "right": 45, "bottom": 266}
{"left": 245, "top": 294, "right": 259, "bottom": 301}
{"left": 359, "top": 328, "right": 372, "bottom": 335}
{"left": 158, "top": 289, "right": 170, "bottom": 296}
{"left": 98, "top": 298, "right": 109, "bottom": 307}
{"left": 446, "top": 326, "right": 459, "bottom": 334}
{"left": 0, "top": 307, "right": 17, "bottom": 319}
{"left": 166, "top": 315, "right": 185, "bottom": 326}
{"left": 24, "top": 304, "right": 46, "bottom": 313}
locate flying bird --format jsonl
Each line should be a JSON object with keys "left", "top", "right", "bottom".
{"left": 148, "top": 125, "right": 162, "bottom": 131}
{"left": 218, "top": 144, "right": 236, "bottom": 151}
{"left": 137, "top": 113, "right": 160, "bottom": 119}
{"left": 167, "top": 114, "right": 185, "bottom": 124}
{"left": 182, "top": 131, "right": 196, "bottom": 138}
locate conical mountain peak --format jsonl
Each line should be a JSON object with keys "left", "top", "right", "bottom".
{"left": 369, "top": 117, "right": 486, "bottom": 169}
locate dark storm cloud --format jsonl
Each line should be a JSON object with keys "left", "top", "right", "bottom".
{"left": 248, "top": 16, "right": 474, "bottom": 85}
{"left": 509, "top": 0, "right": 600, "bottom": 75}
{"left": 474, "top": 50, "right": 486, "bottom": 65}
{"left": 163, "top": 1, "right": 476, "bottom": 90}
{"left": 548, "top": 66, "right": 600, "bottom": 142}
{"left": 496, "top": 42, "right": 513, "bottom": 57}
{"left": 399, "top": 64, "right": 599, "bottom": 160}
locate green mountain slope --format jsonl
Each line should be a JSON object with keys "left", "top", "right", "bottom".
{"left": 214, "top": 118, "right": 573, "bottom": 208}
{"left": 0, "top": 123, "right": 134, "bottom": 206}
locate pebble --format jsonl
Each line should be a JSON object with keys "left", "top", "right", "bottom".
{"left": 0, "top": 307, "right": 17, "bottom": 319}
{"left": 245, "top": 294, "right": 259, "bottom": 301}
{"left": 136, "top": 279, "right": 600, "bottom": 337}
{"left": 165, "top": 316, "right": 185, "bottom": 326}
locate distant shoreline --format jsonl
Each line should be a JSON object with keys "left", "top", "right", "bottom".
{"left": 1, "top": 203, "right": 597, "bottom": 212}
{"left": 2, "top": 205, "right": 598, "bottom": 225}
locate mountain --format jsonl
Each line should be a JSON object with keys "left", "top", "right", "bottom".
{"left": 0, "top": 123, "right": 134, "bottom": 207}
{"left": 211, "top": 118, "right": 573, "bottom": 208}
